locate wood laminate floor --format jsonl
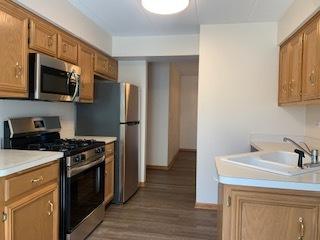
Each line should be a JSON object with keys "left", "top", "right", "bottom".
{"left": 88, "top": 151, "right": 217, "bottom": 240}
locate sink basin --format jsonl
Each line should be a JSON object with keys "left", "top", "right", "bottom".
{"left": 223, "top": 151, "right": 320, "bottom": 176}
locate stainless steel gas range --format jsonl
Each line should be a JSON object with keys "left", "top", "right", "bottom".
{"left": 4, "top": 116, "right": 105, "bottom": 240}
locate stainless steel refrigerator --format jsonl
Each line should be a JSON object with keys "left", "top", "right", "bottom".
{"left": 76, "top": 80, "right": 139, "bottom": 203}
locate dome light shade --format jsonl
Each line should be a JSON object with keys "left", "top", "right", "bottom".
{"left": 141, "top": 0, "right": 190, "bottom": 15}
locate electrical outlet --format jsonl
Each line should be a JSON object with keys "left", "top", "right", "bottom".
{"left": 316, "top": 121, "right": 320, "bottom": 128}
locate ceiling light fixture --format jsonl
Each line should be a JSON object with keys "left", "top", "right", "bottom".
{"left": 141, "top": 0, "right": 190, "bottom": 15}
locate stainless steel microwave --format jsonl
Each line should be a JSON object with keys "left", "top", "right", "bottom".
{"left": 29, "top": 53, "right": 81, "bottom": 102}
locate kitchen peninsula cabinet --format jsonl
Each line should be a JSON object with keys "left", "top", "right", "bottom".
{"left": 219, "top": 185, "right": 319, "bottom": 240}
{"left": 0, "top": 162, "right": 59, "bottom": 240}
{"left": 0, "top": 4, "right": 28, "bottom": 98}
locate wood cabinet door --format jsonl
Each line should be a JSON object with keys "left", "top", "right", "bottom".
{"left": 29, "top": 20, "right": 57, "bottom": 57}
{"left": 4, "top": 183, "right": 58, "bottom": 240}
{"left": 287, "top": 33, "right": 303, "bottom": 102}
{"left": 278, "top": 43, "right": 290, "bottom": 104}
{"left": 94, "top": 53, "right": 109, "bottom": 77}
{"left": 105, "top": 160, "right": 114, "bottom": 204}
{"left": 108, "top": 58, "right": 118, "bottom": 81}
{"left": 302, "top": 17, "right": 320, "bottom": 100}
{"left": 78, "top": 45, "right": 94, "bottom": 102}
{"left": 57, "top": 33, "right": 78, "bottom": 64}
{"left": 0, "top": 5, "right": 28, "bottom": 98}
{"left": 229, "top": 189, "right": 319, "bottom": 240}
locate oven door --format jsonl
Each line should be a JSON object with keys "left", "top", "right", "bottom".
{"left": 30, "top": 53, "right": 81, "bottom": 102}
{"left": 66, "top": 158, "right": 105, "bottom": 232}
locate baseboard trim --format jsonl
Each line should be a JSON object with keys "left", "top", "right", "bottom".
{"left": 180, "top": 148, "right": 197, "bottom": 152}
{"left": 138, "top": 182, "right": 146, "bottom": 187}
{"left": 147, "top": 151, "right": 179, "bottom": 171}
{"left": 194, "top": 202, "right": 218, "bottom": 210}
{"left": 147, "top": 165, "right": 169, "bottom": 170}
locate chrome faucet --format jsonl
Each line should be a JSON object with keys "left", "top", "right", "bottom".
{"left": 283, "top": 137, "right": 319, "bottom": 164}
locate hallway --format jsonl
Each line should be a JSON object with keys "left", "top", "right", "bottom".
{"left": 88, "top": 151, "right": 217, "bottom": 240}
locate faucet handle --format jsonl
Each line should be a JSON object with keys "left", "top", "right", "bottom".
{"left": 294, "top": 149, "right": 305, "bottom": 169}
{"left": 311, "top": 149, "right": 319, "bottom": 164}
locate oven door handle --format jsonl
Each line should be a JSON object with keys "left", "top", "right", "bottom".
{"left": 68, "top": 156, "right": 105, "bottom": 177}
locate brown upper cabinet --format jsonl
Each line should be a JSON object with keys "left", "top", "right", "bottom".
{"left": 57, "top": 33, "right": 78, "bottom": 64}
{"left": 0, "top": 4, "right": 28, "bottom": 98}
{"left": 279, "top": 33, "right": 303, "bottom": 104}
{"left": 0, "top": 0, "right": 118, "bottom": 100}
{"left": 94, "top": 52, "right": 118, "bottom": 81}
{"left": 302, "top": 17, "right": 320, "bottom": 101}
{"left": 29, "top": 19, "right": 58, "bottom": 57}
{"left": 279, "top": 13, "right": 320, "bottom": 105}
{"left": 78, "top": 45, "right": 94, "bottom": 103}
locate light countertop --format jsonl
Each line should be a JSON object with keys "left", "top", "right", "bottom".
{"left": 0, "top": 150, "right": 63, "bottom": 177}
{"left": 216, "top": 151, "right": 320, "bottom": 192}
{"left": 75, "top": 136, "right": 117, "bottom": 144}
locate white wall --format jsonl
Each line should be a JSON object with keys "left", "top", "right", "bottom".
{"left": 118, "top": 61, "right": 148, "bottom": 183}
{"left": 278, "top": 0, "right": 320, "bottom": 43}
{"left": 197, "top": 22, "right": 306, "bottom": 204}
{"left": 0, "top": 100, "right": 75, "bottom": 147}
{"left": 180, "top": 76, "right": 198, "bottom": 150}
{"left": 112, "top": 34, "right": 199, "bottom": 57}
{"left": 305, "top": 105, "right": 320, "bottom": 139}
{"left": 147, "top": 63, "right": 170, "bottom": 167}
{"left": 15, "top": 0, "right": 112, "bottom": 55}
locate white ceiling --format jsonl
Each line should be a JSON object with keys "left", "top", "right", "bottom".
{"left": 68, "top": 0, "right": 294, "bottom": 36}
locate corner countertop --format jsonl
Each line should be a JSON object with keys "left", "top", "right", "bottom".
{"left": 75, "top": 136, "right": 117, "bottom": 145}
{"left": 0, "top": 150, "right": 63, "bottom": 177}
{"left": 215, "top": 151, "right": 320, "bottom": 192}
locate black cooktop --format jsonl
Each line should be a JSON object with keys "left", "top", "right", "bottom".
{"left": 22, "top": 138, "right": 105, "bottom": 156}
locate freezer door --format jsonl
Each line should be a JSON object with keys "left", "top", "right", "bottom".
{"left": 119, "top": 123, "right": 139, "bottom": 202}
{"left": 120, "top": 83, "right": 139, "bottom": 123}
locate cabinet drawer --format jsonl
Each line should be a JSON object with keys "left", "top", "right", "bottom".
{"left": 94, "top": 53, "right": 109, "bottom": 76}
{"left": 105, "top": 143, "right": 114, "bottom": 157}
{"left": 5, "top": 162, "right": 59, "bottom": 201}
{"left": 29, "top": 20, "right": 57, "bottom": 57}
{"left": 57, "top": 33, "right": 78, "bottom": 64}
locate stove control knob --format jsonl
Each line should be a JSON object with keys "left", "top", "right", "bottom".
{"left": 74, "top": 155, "right": 81, "bottom": 163}
{"left": 95, "top": 148, "right": 102, "bottom": 154}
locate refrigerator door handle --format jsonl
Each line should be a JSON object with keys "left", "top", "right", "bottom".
{"left": 120, "top": 121, "right": 140, "bottom": 125}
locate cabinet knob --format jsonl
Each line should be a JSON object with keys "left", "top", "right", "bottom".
{"left": 47, "top": 35, "right": 53, "bottom": 47}
{"left": 30, "top": 176, "right": 44, "bottom": 183}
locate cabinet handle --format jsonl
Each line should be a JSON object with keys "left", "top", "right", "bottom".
{"left": 30, "top": 176, "right": 44, "bottom": 183}
{"left": 15, "top": 62, "right": 22, "bottom": 79}
{"left": 309, "top": 70, "right": 316, "bottom": 86}
{"left": 47, "top": 35, "right": 53, "bottom": 47}
{"left": 1, "top": 212, "right": 7, "bottom": 222}
{"left": 298, "top": 217, "right": 305, "bottom": 240}
{"left": 48, "top": 201, "right": 54, "bottom": 216}
{"left": 226, "top": 196, "right": 231, "bottom": 207}
{"left": 63, "top": 43, "right": 67, "bottom": 53}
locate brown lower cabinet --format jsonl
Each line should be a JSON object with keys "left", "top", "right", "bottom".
{"left": 0, "top": 162, "right": 59, "bottom": 240}
{"left": 104, "top": 142, "right": 115, "bottom": 205}
{"left": 219, "top": 184, "right": 320, "bottom": 240}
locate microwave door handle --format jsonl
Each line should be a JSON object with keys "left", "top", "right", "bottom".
{"left": 71, "top": 73, "right": 79, "bottom": 102}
